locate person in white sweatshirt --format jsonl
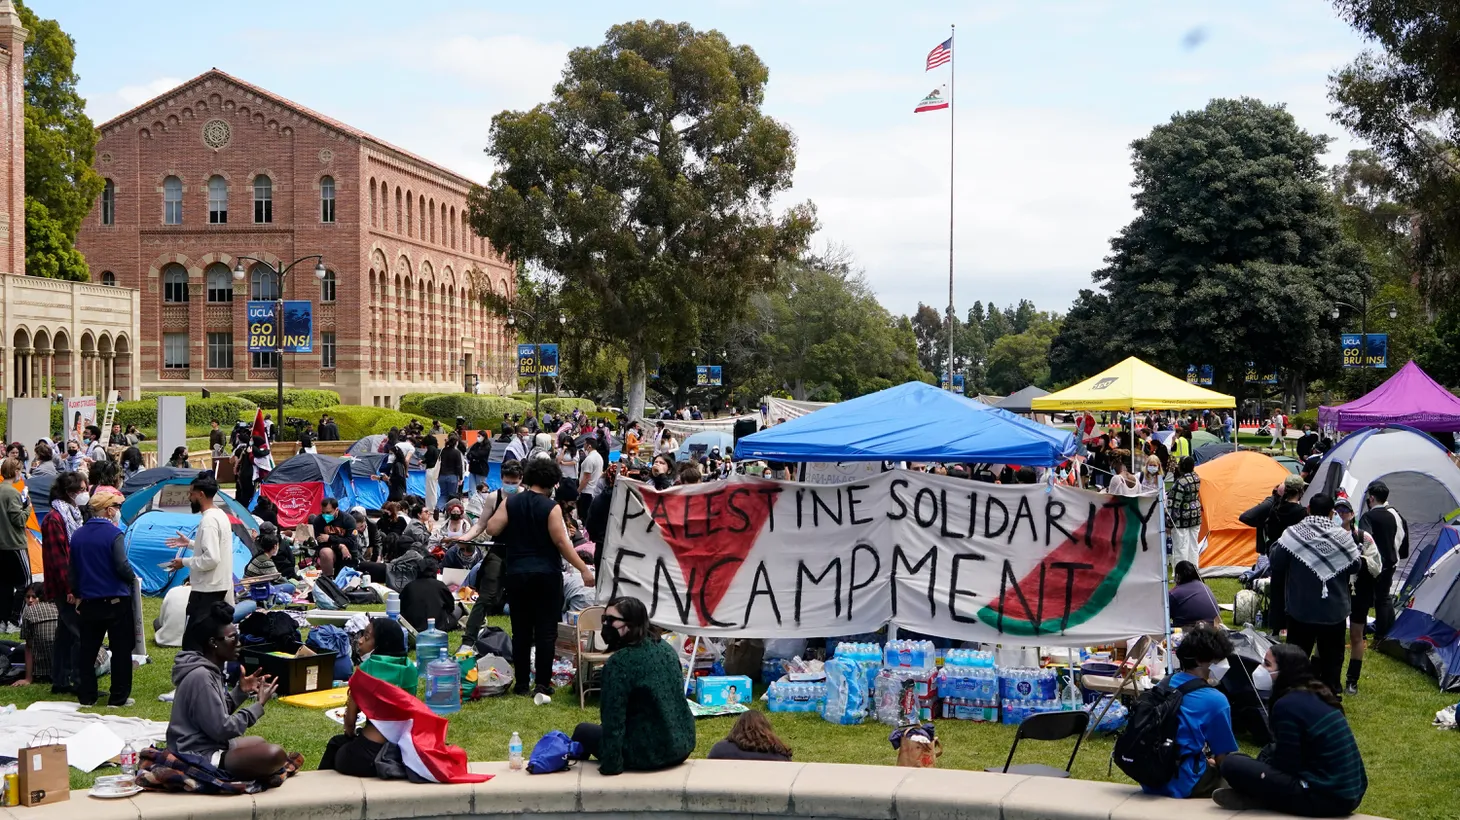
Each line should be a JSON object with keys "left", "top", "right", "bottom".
{"left": 166, "top": 473, "right": 235, "bottom": 625}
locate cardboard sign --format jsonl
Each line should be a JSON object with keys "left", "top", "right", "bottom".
{"left": 18, "top": 744, "right": 68, "bottom": 806}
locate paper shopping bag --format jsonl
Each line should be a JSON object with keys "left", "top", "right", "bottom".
{"left": 18, "top": 743, "right": 69, "bottom": 806}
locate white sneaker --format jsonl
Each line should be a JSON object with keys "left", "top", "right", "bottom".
{"left": 107, "top": 698, "right": 136, "bottom": 708}
{"left": 533, "top": 692, "right": 551, "bottom": 706}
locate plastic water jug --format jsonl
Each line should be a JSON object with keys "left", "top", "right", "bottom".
{"left": 385, "top": 591, "right": 401, "bottom": 621}
{"left": 425, "top": 647, "right": 462, "bottom": 715}
{"left": 416, "top": 618, "right": 448, "bottom": 678}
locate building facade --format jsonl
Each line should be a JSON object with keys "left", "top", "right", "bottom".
{"left": 0, "top": 0, "right": 140, "bottom": 402}
{"left": 76, "top": 69, "right": 516, "bottom": 407}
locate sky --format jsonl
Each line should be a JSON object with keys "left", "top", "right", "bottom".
{"left": 41, "top": 0, "right": 1373, "bottom": 319}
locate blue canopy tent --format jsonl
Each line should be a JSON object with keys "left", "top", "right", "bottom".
{"left": 125, "top": 510, "right": 255, "bottom": 596}
{"left": 734, "top": 381, "right": 1077, "bottom": 466}
{"left": 120, "top": 473, "right": 259, "bottom": 527}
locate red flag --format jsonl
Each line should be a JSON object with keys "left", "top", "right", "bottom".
{"left": 347, "top": 670, "right": 491, "bottom": 784}
{"left": 251, "top": 409, "right": 267, "bottom": 443}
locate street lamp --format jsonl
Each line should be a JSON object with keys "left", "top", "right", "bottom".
{"left": 506, "top": 298, "right": 566, "bottom": 418}
{"left": 1331, "top": 294, "right": 1399, "bottom": 391}
{"left": 233, "top": 255, "right": 326, "bottom": 432}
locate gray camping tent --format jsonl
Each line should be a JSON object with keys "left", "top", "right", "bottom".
{"left": 994, "top": 386, "right": 1051, "bottom": 415}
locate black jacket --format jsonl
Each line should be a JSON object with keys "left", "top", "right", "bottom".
{"left": 1360, "top": 505, "right": 1409, "bottom": 572}
{"left": 467, "top": 441, "right": 493, "bottom": 476}
{"left": 1239, "top": 496, "right": 1307, "bottom": 556}
{"left": 1270, "top": 536, "right": 1358, "bottom": 628}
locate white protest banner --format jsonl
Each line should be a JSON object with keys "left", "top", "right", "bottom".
{"left": 600, "top": 472, "right": 1165, "bottom": 646}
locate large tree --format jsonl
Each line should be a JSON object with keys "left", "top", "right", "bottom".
{"left": 16, "top": 0, "right": 102, "bottom": 281}
{"left": 1048, "top": 98, "right": 1366, "bottom": 404}
{"left": 468, "top": 20, "right": 816, "bottom": 420}
{"left": 985, "top": 313, "right": 1061, "bottom": 395}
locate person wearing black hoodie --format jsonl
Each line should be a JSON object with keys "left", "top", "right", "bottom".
{"left": 167, "top": 602, "right": 292, "bottom": 781}
{"left": 1239, "top": 474, "right": 1309, "bottom": 557}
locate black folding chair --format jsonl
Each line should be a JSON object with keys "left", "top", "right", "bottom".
{"left": 986, "top": 710, "right": 1090, "bottom": 778}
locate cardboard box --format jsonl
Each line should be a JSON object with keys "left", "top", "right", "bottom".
{"left": 695, "top": 675, "right": 752, "bottom": 707}
{"left": 18, "top": 744, "right": 68, "bottom": 807}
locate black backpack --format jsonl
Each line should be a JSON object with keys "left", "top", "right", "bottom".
{"left": 1112, "top": 677, "right": 1208, "bottom": 787}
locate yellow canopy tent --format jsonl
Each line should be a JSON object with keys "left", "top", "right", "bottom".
{"left": 1031, "top": 357, "right": 1235, "bottom": 412}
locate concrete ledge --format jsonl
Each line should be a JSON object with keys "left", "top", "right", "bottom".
{"left": 0, "top": 760, "right": 1391, "bottom": 820}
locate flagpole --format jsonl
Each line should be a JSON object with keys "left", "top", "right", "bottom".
{"left": 946, "top": 23, "right": 956, "bottom": 394}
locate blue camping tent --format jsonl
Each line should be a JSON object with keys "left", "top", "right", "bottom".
{"left": 124, "top": 510, "right": 255, "bottom": 596}
{"left": 1383, "top": 524, "right": 1460, "bottom": 690}
{"left": 121, "top": 467, "right": 200, "bottom": 496}
{"left": 120, "top": 472, "right": 259, "bottom": 528}
{"left": 734, "top": 381, "right": 1077, "bottom": 466}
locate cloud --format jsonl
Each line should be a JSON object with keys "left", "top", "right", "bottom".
{"left": 87, "top": 76, "right": 185, "bottom": 123}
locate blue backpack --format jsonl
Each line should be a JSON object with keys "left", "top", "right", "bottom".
{"left": 527, "top": 731, "right": 584, "bottom": 774}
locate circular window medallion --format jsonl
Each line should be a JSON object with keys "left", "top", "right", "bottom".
{"left": 202, "top": 118, "right": 232, "bottom": 150}
{"left": 99, "top": 152, "right": 113, "bottom": 164}
{"left": 319, "top": 148, "right": 334, "bottom": 164}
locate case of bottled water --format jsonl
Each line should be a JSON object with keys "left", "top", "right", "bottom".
{"left": 819, "top": 656, "right": 869, "bottom": 725}
{"left": 998, "top": 667, "right": 1058, "bottom": 702}
{"left": 767, "top": 680, "right": 827, "bottom": 713}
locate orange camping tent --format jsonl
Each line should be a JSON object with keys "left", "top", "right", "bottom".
{"left": 1195, "top": 450, "right": 1290, "bottom": 577}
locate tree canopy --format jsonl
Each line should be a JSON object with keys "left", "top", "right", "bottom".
{"left": 468, "top": 19, "right": 816, "bottom": 420}
{"left": 16, "top": 0, "right": 102, "bottom": 281}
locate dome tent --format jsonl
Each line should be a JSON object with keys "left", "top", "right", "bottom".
{"left": 1194, "top": 451, "right": 1292, "bottom": 577}
{"left": 124, "top": 510, "right": 255, "bottom": 596}
{"left": 1382, "top": 524, "right": 1460, "bottom": 690}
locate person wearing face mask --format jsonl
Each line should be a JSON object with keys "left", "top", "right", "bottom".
{"left": 1138, "top": 454, "right": 1163, "bottom": 494}
{"left": 1136, "top": 623, "right": 1237, "bottom": 799}
{"left": 311, "top": 498, "right": 358, "bottom": 578}
{"left": 1213, "top": 645, "right": 1367, "bottom": 815}
{"left": 649, "top": 454, "right": 675, "bottom": 491}
{"left": 571, "top": 596, "right": 694, "bottom": 775}
{"left": 39, "top": 471, "right": 87, "bottom": 693}
{"left": 503, "top": 426, "right": 533, "bottom": 464}
{"left": 165, "top": 474, "right": 236, "bottom": 625}
{"left": 452, "top": 461, "right": 523, "bottom": 642}
{"left": 67, "top": 487, "right": 137, "bottom": 707}
{"left": 63, "top": 441, "right": 82, "bottom": 472}
{"left": 437, "top": 498, "right": 473, "bottom": 550}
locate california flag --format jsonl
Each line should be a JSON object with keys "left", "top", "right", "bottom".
{"left": 914, "top": 87, "right": 948, "bottom": 113}
{"left": 348, "top": 671, "right": 492, "bottom": 783}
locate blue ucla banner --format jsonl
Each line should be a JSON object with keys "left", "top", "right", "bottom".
{"left": 1185, "top": 364, "right": 1214, "bottom": 385}
{"left": 1341, "top": 334, "right": 1387, "bottom": 369}
{"left": 247, "top": 301, "right": 313, "bottom": 353}
{"left": 696, "top": 365, "right": 723, "bottom": 386}
{"left": 517, "top": 343, "right": 560, "bottom": 377}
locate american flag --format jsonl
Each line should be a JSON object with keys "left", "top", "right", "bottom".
{"left": 926, "top": 37, "right": 952, "bottom": 71}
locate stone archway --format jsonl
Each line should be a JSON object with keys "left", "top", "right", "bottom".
{"left": 78, "top": 332, "right": 96, "bottom": 395}
{"left": 52, "top": 329, "right": 73, "bottom": 397}
{"left": 113, "top": 334, "right": 133, "bottom": 399}
{"left": 32, "top": 329, "right": 52, "bottom": 398}
{"left": 11, "top": 328, "right": 31, "bottom": 397}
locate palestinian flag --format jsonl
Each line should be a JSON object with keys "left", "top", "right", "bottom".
{"left": 914, "top": 87, "right": 949, "bottom": 113}
{"left": 347, "top": 671, "right": 492, "bottom": 784}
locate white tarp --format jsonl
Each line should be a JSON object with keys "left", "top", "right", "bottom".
{"left": 599, "top": 472, "right": 1165, "bottom": 645}
{"left": 0, "top": 703, "right": 167, "bottom": 769}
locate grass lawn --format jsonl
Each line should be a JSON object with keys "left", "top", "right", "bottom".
{"left": 5, "top": 581, "right": 1454, "bottom": 818}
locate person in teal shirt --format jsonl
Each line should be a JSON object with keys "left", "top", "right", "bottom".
{"left": 1143, "top": 624, "right": 1238, "bottom": 799}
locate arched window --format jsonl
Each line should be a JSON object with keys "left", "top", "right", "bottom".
{"left": 101, "top": 271, "right": 116, "bottom": 286}
{"left": 250, "top": 264, "right": 280, "bottom": 301}
{"left": 369, "top": 179, "right": 377, "bottom": 227}
{"left": 208, "top": 175, "right": 228, "bottom": 224}
{"left": 405, "top": 191, "right": 413, "bottom": 236}
{"left": 206, "top": 262, "right": 233, "bottom": 302}
{"left": 395, "top": 188, "right": 402, "bottom": 233}
{"left": 163, "top": 176, "right": 183, "bottom": 224}
{"left": 162, "top": 264, "right": 189, "bottom": 303}
{"left": 253, "top": 174, "right": 273, "bottom": 223}
{"left": 419, "top": 195, "right": 426, "bottom": 239}
{"left": 320, "top": 176, "right": 336, "bottom": 223}
{"left": 101, "top": 180, "right": 116, "bottom": 225}
{"left": 428, "top": 197, "right": 436, "bottom": 243}
{"left": 449, "top": 206, "right": 456, "bottom": 248}
{"left": 321, "top": 269, "right": 337, "bottom": 303}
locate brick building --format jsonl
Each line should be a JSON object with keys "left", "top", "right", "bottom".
{"left": 0, "top": 0, "right": 139, "bottom": 403}
{"left": 76, "top": 68, "right": 516, "bottom": 407}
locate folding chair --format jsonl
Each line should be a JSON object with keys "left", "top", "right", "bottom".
{"left": 986, "top": 710, "right": 1090, "bottom": 778}
{"left": 573, "top": 605, "right": 614, "bottom": 708}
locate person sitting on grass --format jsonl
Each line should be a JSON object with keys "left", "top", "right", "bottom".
{"left": 572, "top": 596, "right": 695, "bottom": 775}
{"left": 399, "top": 558, "right": 457, "bottom": 633}
{"left": 1169, "top": 560, "right": 1221, "bottom": 627}
{"left": 324, "top": 617, "right": 417, "bottom": 777}
{"left": 11, "top": 583, "right": 105, "bottom": 688}
{"left": 1214, "top": 645, "right": 1367, "bottom": 816}
{"left": 166, "top": 602, "right": 293, "bottom": 782}
{"left": 1141, "top": 623, "right": 1238, "bottom": 800}
{"left": 708, "top": 710, "right": 793, "bottom": 762}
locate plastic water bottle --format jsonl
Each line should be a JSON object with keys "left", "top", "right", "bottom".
{"left": 416, "top": 618, "right": 447, "bottom": 678}
{"left": 385, "top": 591, "right": 401, "bottom": 621}
{"left": 425, "top": 647, "right": 462, "bottom": 715}
{"left": 508, "top": 732, "right": 524, "bottom": 770}
{"left": 119, "top": 741, "right": 137, "bottom": 777}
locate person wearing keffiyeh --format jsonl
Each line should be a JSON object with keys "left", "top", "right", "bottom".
{"left": 38, "top": 471, "right": 87, "bottom": 694}
{"left": 1269, "top": 492, "right": 1360, "bottom": 695}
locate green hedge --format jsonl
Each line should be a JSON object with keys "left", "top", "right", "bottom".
{"left": 227, "top": 389, "right": 341, "bottom": 410}
{"left": 285, "top": 405, "right": 432, "bottom": 441}
{"left": 140, "top": 391, "right": 191, "bottom": 400}
{"left": 418, "top": 395, "right": 533, "bottom": 430}
{"left": 538, "top": 397, "right": 597, "bottom": 415}
{"left": 1289, "top": 410, "right": 1318, "bottom": 430}
{"left": 398, "top": 393, "right": 453, "bottom": 416}
{"left": 111, "top": 396, "right": 259, "bottom": 430}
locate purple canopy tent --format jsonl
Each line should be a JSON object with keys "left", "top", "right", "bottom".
{"left": 1318, "top": 360, "right": 1460, "bottom": 433}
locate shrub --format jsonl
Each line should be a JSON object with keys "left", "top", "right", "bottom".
{"left": 398, "top": 392, "right": 452, "bottom": 416}
{"left": 538, "top": 397, "right": 597, "bottom": 416}
{"left": 419, "top": 395, "right": 533, "bottom": 430}
{"left": 283, "top": 405, "right": 432, "bottom": 441}
{"left": 227, "top": 389, "right": 341, "bottom": 410}
{"left": 1289, "top": 410, "right": 1318, "bottom": 430}
{"left": 140, "top": 391, "right": 191, "bottom": 400}
{"left": 111, "top": 396, "right": 259, "bottom": 431}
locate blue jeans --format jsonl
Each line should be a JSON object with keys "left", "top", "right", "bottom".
{"left": 467, "top": 472, "right": 489, "bottom": 492}
{"left": 438, "top": 475, "right": 461, "bottom": 510}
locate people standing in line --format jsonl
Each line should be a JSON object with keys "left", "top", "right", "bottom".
{"left": 0, "top": 459, "right": 31, "bottom": 630}
{"left": 1269, "top": 493, "right": 1360, "bottom": 695}
{"left": 479, "top": 458, "right": 595, "bottom": 703}
{"left": 68, "top": 487, "right": 136, "bottom": 707}
{"left": 1358, "top": 480, "right": 1407, "bottom": 642}
{"left": 1214, "top": 645, "right": 1367, "bottom": 815}
{"left": 1169, "top": 456, "right": 1203, "bottom": 569}
{"left": 165, "top": 474, "right": 235, "bottom": 625}
{"left": 39, "top": 471, "right": 86, "bottom": 694}
{"left": 1239, "top": 475, "right": 1309, "bottom": 558}
{"left": 438, "top": 433, "right": 466, "bottom": 510}
{"left": 421, "top": 434, "right": 441, "bottom": 514}
{"left": 466, "top": 432, "right": 493, "bottom": 492}
{"left": 571, "top": 596, "right": 695, "bottom": 775}
{"left": 1335, "top": 496, "right": 1382, "bottom": 696}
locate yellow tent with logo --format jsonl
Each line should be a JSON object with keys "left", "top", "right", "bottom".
{"left": 1031, "top": 357, "right": 1235, "bottom": 412}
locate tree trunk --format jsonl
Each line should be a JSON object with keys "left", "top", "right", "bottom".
{"left": 1293, "top": 375, "right": 1308, "bottom": 413}
{"left": 792, "top": 378, "right": 807, "bottom": 401}
{"left": 627, "top": 356, "right": 647, "bottom": 422}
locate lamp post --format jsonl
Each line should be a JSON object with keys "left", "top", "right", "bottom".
{"left": 233, "top": 255, "right": 326, "bottom": 430}
{"left": 506, "top": 295, "right": 565, "bottom": 418}
{"left": 1331, "top": 294, "right": 1398, "bottom": 392}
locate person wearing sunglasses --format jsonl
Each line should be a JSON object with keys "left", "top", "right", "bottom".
{"left": 571, "top": 596, "right": 695, "bottom": 775}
